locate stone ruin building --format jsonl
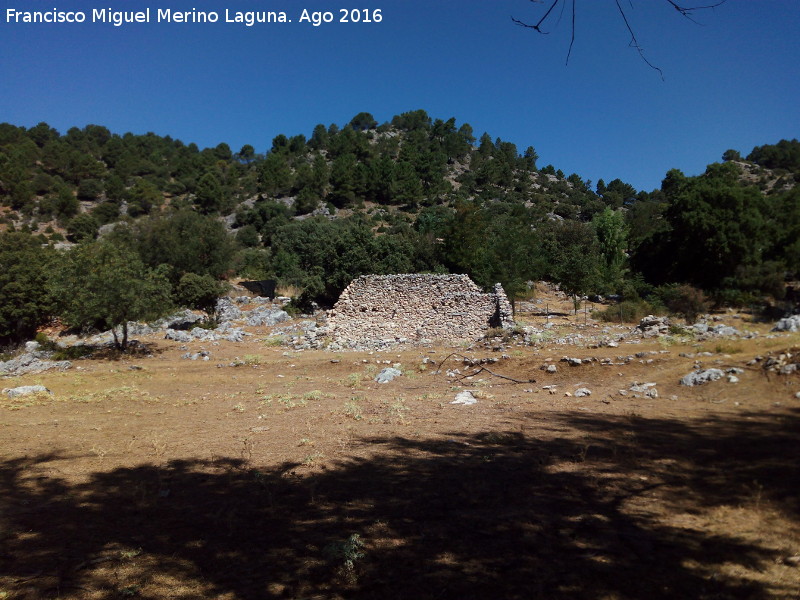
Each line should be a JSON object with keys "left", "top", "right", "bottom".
{"left": 326, "top": 274, "right": 514, "bottom": 348}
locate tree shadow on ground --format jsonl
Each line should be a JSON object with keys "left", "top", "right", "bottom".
{"left": 1, "top": 409, "right": 798, "bottom": 599}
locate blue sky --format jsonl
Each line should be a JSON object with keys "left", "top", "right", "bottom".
{"left": 1, "top": 0, "right": 798, "bottom": 192}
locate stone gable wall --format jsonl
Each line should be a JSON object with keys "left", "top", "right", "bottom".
{"left": 327, "top": 274, "right": 514, "bottom": 347}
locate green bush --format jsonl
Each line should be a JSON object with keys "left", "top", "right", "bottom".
{"left": 593, "top": 299, "right": 656, "bottom": 323}
{"left": 652, "top": 284, "right": 710, "bottom": 322}
{"left": 175, "top": 273, "right": 229, "bottom": 317}
{"left": 52, "top": 344, "right": 94, "bottom": 360}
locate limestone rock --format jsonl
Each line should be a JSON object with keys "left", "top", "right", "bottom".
{"left": 680, "top": 368, "right": 725, "bottom": 386}
{"left": 3, "top": 385, "right": 51, "bottom": 398}
{"left": 375, "top": 367, "right": 402, "bottom": 383}
{"left": 165, "top": 329, "right": 192, "bottom": 342}
{"left": 245, "top": 307, "right": 290, "bottom": 327}
{"left": 637, "top": 315, "right": 670, "bottom": 338}
{"left": 0, "top": 353, "right": 72, "bottom": 376}
{"left": 216, "top": 297, "right": 242, "bottom": 323}
{"left": 451, "top": 390, "right": 477, "bottom": 405}
{"left": 773, "top": 315, "right": 800, "bottom": 332}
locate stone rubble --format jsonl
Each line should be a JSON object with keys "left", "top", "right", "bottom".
{"left": 326, "top": 274, "right": 514, "bottom": 349}
{"left": 762, "top": 350, "right": 800, "bottom": 375}
{"left": 636, "top": 315, "right": 670, "bottom": 338}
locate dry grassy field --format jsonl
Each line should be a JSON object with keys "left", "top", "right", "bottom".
{"left": 2, "top": 299, "right": 799, "bottom": 599}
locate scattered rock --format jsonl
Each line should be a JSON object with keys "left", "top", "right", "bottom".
{"left": 637, "top": 315, "right": 670, "bottom": 338}
{"left": 159, "top": 309, "right": 204, "bottom": 330}
{"left": 216, "top": 297, "right": 243, "bottom": 323}
{"left": 245, "top": 307, "right": 291, "bottom": 327}
{"left": 574, "top": 388, "right": 591, "bottom": 397}
{"left": 680, "top": 368, "right": 725, "bottom": 386}
{"left": 3, "top": 385, "right": 51, "bottom": 398}
{"left": 0, "top": 353, "right": 72, "bottom": 376}
{"left": 375, "top": 367, "right": 402, "bottom": 383}
{"left": 630, "top": 382, "right": 657, "bottom": 393}
{"left": 762, "top": 351, "right": 800, "bottom": 375}
{"left": 783, "top": 555, "right": 800, "bottom": 567}
{"left": 451, "top": 390, "right": 477, "bottom": 405}
{"left": 773, "top": 315, "right": 800, "bottom": 332}
{"left": 710, "top": 324, "right": 740, "bottom": 337}
{"left": 165, "top": 329, "right": 192, "bottom": 342}
{"left": 727, "top": 375, "right": 739, "bottom": 383}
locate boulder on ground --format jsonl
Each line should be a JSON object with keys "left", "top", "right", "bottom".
{"left": 216, "top": 297, "right": 242, "bottom": 323}
{"left": 3, "top": 385, "right": 51, "bottom": 398}
{"left": 451, "top": 390, "right": 477, "bottom": 405}
{"left": 375, "top": 367, "right": 402, "bottom": 384}
{"left": 0, "top": 353, "right": 72, "bottom": 376}
{"left": 680, "top": 368, "right": 725, "bottom": 386}
{"left": 246, "top": 307, "right": 290, "bottom": 327}
{"left": 773, "top": 315, "right": 800, "bottom": 332}
{"left": 637, "top": 315, "right": 670, "bottom": 338}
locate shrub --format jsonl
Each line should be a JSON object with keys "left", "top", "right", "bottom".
{"left": 175, "top": 272, "right": 229, "bottom": 317}
{"left": 653, "top": 284, "right": 710, "bottom": 322}
{"left": 593, "top": 299, "right": 656, "bottom": 323}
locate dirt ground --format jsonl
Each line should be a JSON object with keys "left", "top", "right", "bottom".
{"left": 1, "top": 298, "right": 799, "bottom": 599}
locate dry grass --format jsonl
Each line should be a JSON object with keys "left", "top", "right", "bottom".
{"left": 275, "top": 283, "right": 304, "bottom": 298}
{"left": 0, "top": 304, "right": 798, "bottom": 599}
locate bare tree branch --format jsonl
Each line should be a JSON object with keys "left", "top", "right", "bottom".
{"left": 565, "top": 0, "right": 576, "bottom": 65}
{"left": 614, "top": 0, "right": 664, "bottom": 80}
{"left": 433, "top": 352, "right": 535, "bottom": 385}
{"left": 512, "top": 0, "right": 728, "bottom": 77}
{"left": 511, "top": 0, "right": 561, "bottom": 33}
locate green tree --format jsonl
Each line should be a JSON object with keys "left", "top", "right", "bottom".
{"left": 77, "top": 178, "right": 103, "bottom": 200}
{"left": 127, "top": 179, "right": 162, "bottom": 217}
{"left": 349, "top": 112, "right": 378, "bottom": 131}
{"left": 237, "top": 144, "right": 255, "bottom": 164}
{"left": 592, "top": 207, "right": 628, "bottom": 293}
{"left": 259, "top": 153, "right": 293, "bottom": 197}
{"left": 194, "top": 172, "right": 224, "bottom": 214}
{"left": 542, "top": 220, "right": 601, "bottom": 312}
{"left": 636, "top": 163, "right": 769, "bottom": 291}
{"left": 134, "top": 210, "right": 237, "bottom": 282}
{"left": 0, "top": 232, "right": 55, "bottom": 345}
{"left": 175, "top": 272, "right": 228, "bottom": 319}
{"left": 66, "top": 213, "right": 100, "bottom": 242}
{"left": 49, "top": 240, "right": 172, "bottom": 350}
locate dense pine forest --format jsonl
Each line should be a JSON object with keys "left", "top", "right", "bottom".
{"left": 1, "top": 110, "right": 799, "bottom": 347}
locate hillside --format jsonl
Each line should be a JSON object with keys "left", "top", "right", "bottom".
{"left": 1, "top": 113, "right": 799, "bottom": 346}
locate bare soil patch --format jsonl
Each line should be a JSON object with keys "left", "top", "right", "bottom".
{"left": 1, "top": 305, "right": 799, "bottom": 599}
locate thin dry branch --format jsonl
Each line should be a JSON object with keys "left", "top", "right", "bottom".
{"left": 512, "top": 0, "right": 727, "bottom": 77}
{"left": 511, "top": 0, "right": 560, "bottom": 33}
{"left": 614, "top": 0, "right": 664, "bottom": 80}
{"left": 454, "top": 365, "right": 536, "bottom": 385}
{"left": 434, "top": 352, "right": 535, "bottom": 385}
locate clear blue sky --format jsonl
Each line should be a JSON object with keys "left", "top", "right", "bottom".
{"left": 1, "top": 0, "right": 798, "bottom": 192}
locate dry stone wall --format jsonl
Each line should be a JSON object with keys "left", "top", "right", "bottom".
{"left": 327, "top": 274, "right": 514, "bottom": 348}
